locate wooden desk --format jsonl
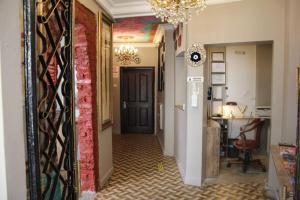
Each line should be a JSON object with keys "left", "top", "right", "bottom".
{"left": 211, "top": 116, "right": 268, "bottom": 120}
{"left": 211, "top": 116, "right": 270, "bottom": 154}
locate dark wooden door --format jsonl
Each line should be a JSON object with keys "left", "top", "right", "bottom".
{"left": 121, "top": 68, "right": 154, "bottom": 134}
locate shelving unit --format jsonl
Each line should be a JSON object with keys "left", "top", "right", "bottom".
{"left": 207, "top": 49, "right": 227, "bottom": 117}
{"left": 208, "top": 48, "right": 228, "bottom": 157}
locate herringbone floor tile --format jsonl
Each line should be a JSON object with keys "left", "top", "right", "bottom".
{"left": 96, "top": 134, "right": 267, "bottom": 200}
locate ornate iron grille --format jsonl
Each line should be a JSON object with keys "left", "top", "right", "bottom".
{"left": 24, "top": 0, "right": 77, "bottom": 199}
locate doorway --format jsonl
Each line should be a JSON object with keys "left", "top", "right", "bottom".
{"left": 120, "top": 67, "right": 155, "bottom": 134}
{"left": 204, "top": 42, "right": 273, "bottom": 184}
{"left": 74, "top": 1, "right": 100, "bottom": 192}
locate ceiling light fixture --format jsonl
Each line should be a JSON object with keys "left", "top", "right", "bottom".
{"left": 115, "top": 44, "right": 141, "bottom": 65}
{"left": 149, "top": 0, "right": 207, "bottom": 27}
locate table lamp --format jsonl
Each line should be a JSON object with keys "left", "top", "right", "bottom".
{"left": 223, "top": 102, "right": 237, "bottom": 118}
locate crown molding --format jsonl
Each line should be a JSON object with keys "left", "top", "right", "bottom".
{"left": 96, "top": 0, "right": 113, "bottom": 16}
{"left": 96, "top": 0, "right": 152, "bottom": 18}
{"left": 96, "top": 0, "right": 244, "bottom": 19}
{"left": 153, "top": 24, "right": 174, "bottom": 44}
{"left": 113, "top": 42, "right": 159, "bottom": 48}
{"left": 99, "top": 0, "right": 244, "bottom": 46}
{"left": 207, "top": 0, "right": 243, "bottom": 5}
{"left": 153, "top": 25, "right": 164, "bottom": 45}
{"left": 111, "top": 1, "right": 153, "bottom": 19}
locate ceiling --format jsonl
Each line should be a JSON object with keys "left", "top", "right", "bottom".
{"left": 104, "top": 0, "right": 244, "bottom": 45}
{"left": 97, "top": 0, "right": 244, "bottom": 18}
{"left": 113, "top": 16, "right": 162, "bottom": 43}
{"left": 111, "top": 0, "right": 143, "bottom": 3}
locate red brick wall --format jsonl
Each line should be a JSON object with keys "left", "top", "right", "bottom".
{"left": 75, "top": 1, "right": 99, "bottom": 192}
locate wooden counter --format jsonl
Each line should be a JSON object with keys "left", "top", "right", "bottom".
{"left": 270, "top": 145, "right": 294, "bottom": 197}
{"left": 205, "top": 120, "right": 221, "bottom": 178}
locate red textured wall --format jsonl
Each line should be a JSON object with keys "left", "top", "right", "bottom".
{"left": 75, "top": 1, "right": 99, "bottom": 192}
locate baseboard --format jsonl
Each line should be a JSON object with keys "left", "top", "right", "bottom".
{"left": 163, "top": 151, "right": 173, "bottom": 157}
{"left": 79, "top": 191, "right": 96, "bottom": 200}
{"left": 264, "top": 185, "right": 279, "bottom": 200}
{"left": 176, "top": 158, "right": 186, "bottom": 181}
{"left": 184, "top": 176, "right": 202, "bottom": 186}
{"left": 156, "top": 135, "right": 165, "bottom": 153}
{"left": 100, "top": 167, "right": 114, "bottom": 187}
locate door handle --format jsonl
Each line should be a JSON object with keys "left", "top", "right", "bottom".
{"left": 123, "top": 101, "right": 127, "bottom": 109}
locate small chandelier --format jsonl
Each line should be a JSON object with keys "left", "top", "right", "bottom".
{"left": 149, "top": 0, "right": 207, "bottom": 27}
{"left": 115, "top": 44, "right": 141, "bottom": 65}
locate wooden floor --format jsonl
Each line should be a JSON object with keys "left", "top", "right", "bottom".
{"left": 96, "top": 134, "right": 268, "bottom": 200}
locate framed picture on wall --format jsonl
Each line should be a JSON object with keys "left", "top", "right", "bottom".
{"left": 212, "top": 86, "right": 223, "bottom": 100}
{"left": 212, "top": 52, "right": 225, "bottom": 62}
{"left": 158, "top": 37, "right": 165, "bottom": 92}
{"left": 212, "top": 101, "right": 223, "bottom": 115}
{"left": 212, "top": 73, "right": 226, "bottom": 85}
{"left": 212, "top": 62, "right": 226, "bottom": 73}
{"left": 100, "top": 13, "right": 113, "bottom": 130}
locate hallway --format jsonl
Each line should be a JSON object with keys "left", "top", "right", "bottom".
{"left": 96, "top": 135, "right": 267, "bottom": 200}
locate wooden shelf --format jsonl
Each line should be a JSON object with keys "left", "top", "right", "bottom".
{"left": 212, "top": 98, "right": 223, "bottom": 101}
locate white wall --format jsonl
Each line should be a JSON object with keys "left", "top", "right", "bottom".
{"left": 226, "top": 45, "right": 257, "bottom": 138}
{"left": 185, "top": 58, "right": 206, "bottom": 185}
{"left": 174, "top": 56, "right": 187, "bottom": 180}
{"left": 256, "top": 44, "right": 272, "bottom": 107}
{"left": 0, "top": 0, "right": 27, "bottom": 199}
{"left": 0, "top": 44, "right": 8, "bottom": 200}
{"left": 226, "top": 45, "right": 257, "bottom": 116}
{"left": 99, "top": 127, "right": 113, "bottom": 186}
{"left": 186, "top": 0, "right": 286, "bottom": 186}
{"left": 282, "top": 0, "right": 300, "bottom": 144}
{"left": 163, "top": 29, "right": 175, "bottom": 156}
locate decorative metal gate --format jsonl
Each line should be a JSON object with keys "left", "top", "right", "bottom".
{"left": 24, "top": 0, "right": 77, "bottom": 199}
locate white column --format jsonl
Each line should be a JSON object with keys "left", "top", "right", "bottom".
{"left": 0, "top": 0, "right": 27, "bottom": 199}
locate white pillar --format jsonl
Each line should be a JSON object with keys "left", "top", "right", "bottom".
{"left": 0, "top": 0, "right": 27, "bottom": 199}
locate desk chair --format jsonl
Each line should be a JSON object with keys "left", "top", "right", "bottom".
{"left": 227, "top": 118, "right": 266, "bottom": 173}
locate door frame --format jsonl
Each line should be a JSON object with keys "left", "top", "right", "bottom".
{"left": 120, "top": 67, "right": 155, "bottom": 134}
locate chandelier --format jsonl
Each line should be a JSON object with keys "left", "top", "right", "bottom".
{"left": 115, "top": 44, "right": 141, "bottom": 65}
{"left": 149, "top": 0, "right": 207, "bottom": 26}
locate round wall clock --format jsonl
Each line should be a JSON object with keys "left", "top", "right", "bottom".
{"left": 185, "top": 43, "right": 207, "bottom": 67}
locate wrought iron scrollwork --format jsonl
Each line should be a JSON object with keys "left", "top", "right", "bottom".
{"left": 24, "top": 0, "right": 76, "bottom": 199}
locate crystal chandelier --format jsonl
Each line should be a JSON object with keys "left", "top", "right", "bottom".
{"left": 149, "top": 0, "right": 207, "bottom": 27}
{"left": 115, "top": 44, "right": 141, "bottom": 65}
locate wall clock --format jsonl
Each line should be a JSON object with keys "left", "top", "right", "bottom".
{"left": 185, "top": 43, "right": 207, "bottom": 67}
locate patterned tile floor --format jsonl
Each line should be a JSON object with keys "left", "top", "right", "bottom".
{"left": 96, "top": 134, "right": 268, "bottom": 200}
